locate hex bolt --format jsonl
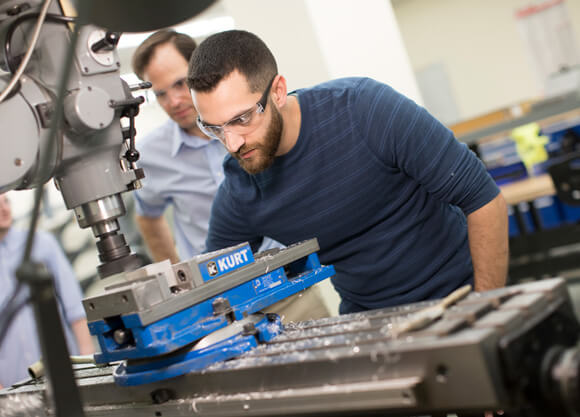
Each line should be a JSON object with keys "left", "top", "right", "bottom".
{"left": 242, "top": 322, "right": 257, "bottom": 337}
{"left": 113, "top": 329, "right": 131, "bottom": 345}
{"left": 212, "top": 297, "right": 232, "bottom": 315}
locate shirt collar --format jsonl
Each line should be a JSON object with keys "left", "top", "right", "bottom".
{"left": 171, "top": 122, "right": 216, "bottom": 157}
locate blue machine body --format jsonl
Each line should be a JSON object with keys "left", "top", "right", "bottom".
{"left": 113, "top": 314, "right": 282, "bottom": 386}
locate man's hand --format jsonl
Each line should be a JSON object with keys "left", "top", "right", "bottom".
{"left": 135, "top": 214, "right": 180, "bottom": 264}
{"left": 71, "top": 318, "right": 94, "bottom": 355}
{"left": 467, "top": 193, "right": 509, "bottom": 291}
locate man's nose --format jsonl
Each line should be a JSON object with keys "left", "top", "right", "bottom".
{"left": 223, "top": 130, "right": 245, "bottom": 153}
{"left": 167, "top": 91, "right": 182, "bottom": 108}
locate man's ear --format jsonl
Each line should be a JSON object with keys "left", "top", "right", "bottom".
{"left": 271, "top": 74, "right": 288, "bottom": 107}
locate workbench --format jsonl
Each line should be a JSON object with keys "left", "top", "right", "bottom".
{"left": 458, "top": 91, "right": 580, "bottom": 282}
{"left": 499, "top": 174, "right": 555, "bottom": 206}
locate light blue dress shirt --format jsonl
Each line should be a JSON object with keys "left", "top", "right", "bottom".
{"left": 134, "top": 120, "right": 228, "bottom": 259}
{"left": 0, "top": 227, "right": 85, "bottom": 387}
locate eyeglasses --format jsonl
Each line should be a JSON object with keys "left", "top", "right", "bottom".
{"left": 196, "top": 75, "right": 277, "bottom": 142}
{"left": 153, "top": 77, "right": 188, "bottom": 102}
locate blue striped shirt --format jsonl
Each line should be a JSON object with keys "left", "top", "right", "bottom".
{"left": 206, "top": 78, "right": 499, "bottom": 312}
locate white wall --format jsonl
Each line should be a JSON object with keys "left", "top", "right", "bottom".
{"left": 129, "top": 1, "right": 580, "bottom": 129}
{"left": 221, "top": 0, "right": 422, "bottom": 103}
{"left": 218, "top": 0, "right": 329, "bottom": 92}
{"left": 392, "top": 0, "right": 580, "bottom": 121}
{"left": 130, "top": 0, "right": 423, "bottom": 138}
{"left": 571, "top": 0, "right": 580, "bottom": 34}
{"left": 303, "top": 0, "right": 422, "bottom": 103}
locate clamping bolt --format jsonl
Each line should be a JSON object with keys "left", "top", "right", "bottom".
{"left": 113, "top": 328, "right": 132, "bottom": 345}
{"left": 212, "top": 297, "right": 232, "bottom": 316}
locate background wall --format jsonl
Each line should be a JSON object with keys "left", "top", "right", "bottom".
{"left": 124, "top": 0, "right": 580, "bottom": 132}
{"left": 220, "top": 0, "right": 422, "bottom": 102}
{"left": 392, "top": 0, "right": 580, "bottom": 123}
{"left": 124, "top": 0, "right": 423, "bottom": 136}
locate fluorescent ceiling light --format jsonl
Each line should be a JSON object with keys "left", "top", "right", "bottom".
{"left": 117, "top": 16, "right": 235, "bottom": 50}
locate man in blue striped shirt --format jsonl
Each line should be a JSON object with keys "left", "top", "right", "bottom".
{"left": 188, "top": 30, "right": 508, "bottom": 314}
{"left": 131, "top": 30, "right": 330, "bottom": 321}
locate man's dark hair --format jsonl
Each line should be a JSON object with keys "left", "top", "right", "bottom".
{"left": 132, "top": 30, "right": 197, "bottom": 80}
{"left": 188, "top": 30, "right": 278, "bottom": 94}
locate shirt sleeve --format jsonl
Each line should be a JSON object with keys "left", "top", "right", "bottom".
{"left": 206, "top": 180, "right": 264, "bottom": 253}
{"left": 38, "top": 232, "right": 86, "bottom": 324}
{"left": 354, "top": 78, "right": 499, "bottom": 215}
{"left": 132, "top": 188, "right": 169, "bottom": 218}
{"left": 133, "top": 132, "right": 171, "bottom": 218}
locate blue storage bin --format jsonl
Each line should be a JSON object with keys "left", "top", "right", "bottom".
{"left": 532, "top": 196, "right": 563, "bottom": 229}
{"left": 507, "top": 205, "right": 520, "bottom": 237}
{"left": 556, "top": 197, "right": 580, "bottom": 224}
{"left": 543, "top": 121, "right": 580, "bottom": 157}
{"left": 487, "top": 161, "right": 528, "bottom": 186}
{"left": 517, "top": 202, "right": 536, "bottom": 233}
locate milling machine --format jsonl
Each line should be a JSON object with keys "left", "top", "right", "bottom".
{"left": 1, "top": 1, "right": 580, "bottom": 417}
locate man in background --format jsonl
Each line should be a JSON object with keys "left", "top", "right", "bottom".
{"left": 0, "top": 193, "right": 93, "bottom": 388}
{"left": 132, "top": 30, "right": 225, "bottom": 264}
{"left": 131, "top": 30, "right": 330, "bottom": 321}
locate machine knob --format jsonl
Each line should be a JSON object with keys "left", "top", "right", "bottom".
{"left": 64, "top": 86, "right": 114, "bottom": 134}
{"left": 91, "top": 31, "right": 121, "bottom": 53}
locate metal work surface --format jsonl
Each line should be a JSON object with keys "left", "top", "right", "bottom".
{"left": 2, "top": 278, "right": 580, "bottom": 417}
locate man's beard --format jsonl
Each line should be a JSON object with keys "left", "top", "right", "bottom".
{"left": 234, "top": 106, "right": 283, "bottom": 175}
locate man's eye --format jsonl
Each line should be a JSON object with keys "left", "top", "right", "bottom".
{"left": 232, "top": 113, "right": 252, "bottom": 126}
{"left": 207, "top": 126, "right": 222, "bottom": 135}
{"left": 154, "top": 90, "right": 166, "bottom": 99}
{"left": 174, "top": 79, "right": 187, "bottom": 89}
